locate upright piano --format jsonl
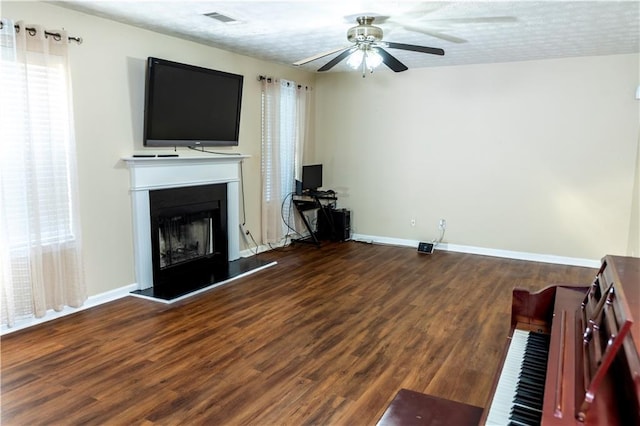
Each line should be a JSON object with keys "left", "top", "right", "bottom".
{"left": 481, "top": 255, "right": 640, "bottom": 425}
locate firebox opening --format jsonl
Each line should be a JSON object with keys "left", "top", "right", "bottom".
{"left": 158, "top": 210, "right": 221, "bottom": 269}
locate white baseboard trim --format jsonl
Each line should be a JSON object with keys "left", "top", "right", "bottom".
{"left": 351, "top": 233, "right": 600, "bottom": 269}
{"left": 1, "top": 283, "right": 138, "bottom": 336}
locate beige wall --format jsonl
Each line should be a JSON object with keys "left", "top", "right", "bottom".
{"left": 314, "top": 54, "right": 640, "bottom": 260}
{"left": 3, "top": 1, "right": 315, "bottom": 296}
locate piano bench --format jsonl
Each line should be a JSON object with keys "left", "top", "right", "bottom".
{"left": 376, "top": 389, "right": 483, "bottom": 426}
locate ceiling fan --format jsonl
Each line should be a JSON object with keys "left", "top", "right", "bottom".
{"left": 293, "top": 16, "right": 444, "bottom": 75}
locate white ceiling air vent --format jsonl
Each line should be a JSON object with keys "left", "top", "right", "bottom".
{"left": 203, "top": 12, "right": 238, "bottom": 24}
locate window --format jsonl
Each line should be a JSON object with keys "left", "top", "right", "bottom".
{"left": 260, "top": 78, "right": 308, "bottom": 244}
{"left": 0, "top": 20, "right": 85, "bottom": 328}
{"left": 2, "top": 60, "right": 76, "bottom": 247}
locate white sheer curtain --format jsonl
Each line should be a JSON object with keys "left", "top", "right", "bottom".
{"left": 260, "top": 78, "right": 309, "bottom": 244}
{"left": 295, "top": 84, "right": 309, "bottom": 183}
{"left": 0, "top": 20, "right": 86, "bottom": 327}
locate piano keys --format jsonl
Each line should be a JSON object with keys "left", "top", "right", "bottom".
{"left": 485, "top": 330, "right": 551, "bottom": 426}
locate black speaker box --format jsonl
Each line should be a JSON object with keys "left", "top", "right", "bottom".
{"left": 331, "top": 209, "right": 351, "bottom": 241}
{"left": 318, "top": 208, "right": 351, "bottom": 241}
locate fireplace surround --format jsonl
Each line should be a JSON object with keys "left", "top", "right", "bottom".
{"left": 124, "top": 155, "right": 253, "bottom": 299}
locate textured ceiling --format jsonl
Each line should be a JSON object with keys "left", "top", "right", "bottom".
{"left": 56, "top": 1, "right": 640, "bottom": 72}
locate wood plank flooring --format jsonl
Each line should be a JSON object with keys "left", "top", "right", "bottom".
{"left": 1, "top": 242, "right": 596, "bottom": 425}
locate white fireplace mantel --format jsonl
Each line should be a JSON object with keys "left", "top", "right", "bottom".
{"left": 123, "top": 155, "right": 249, "bottom": 290}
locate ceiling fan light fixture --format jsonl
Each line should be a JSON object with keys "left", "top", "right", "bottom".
{"left": 347, "top": 47, "right": 383, "bottom": 76}
{"left": 366, "top": 48, "right": 383, "bottom": 69}
{"left": 347, "top": 49, "right": 365, "bottom": 69}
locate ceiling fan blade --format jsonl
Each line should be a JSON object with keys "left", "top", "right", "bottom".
{"left": 401, "top": 25, "right": 467, "bottom": 44}
{"left": 318, "top": 47, "right": 356, "bottom": 72}
{"left": 293, "top": 46, "right": 352, "bottom": 66}
{"left": 425, "top": 16, "right": 517, "bottom": 24}
{"left": 376, "top": 48, "right": 408, "bottom": 72}
{"left": 404, "top": 4, "right": 446, "bottom": 20}
{"left": 385, "top": 42, "right": 444, "bottom": 56}
{"left": 403, "top": 26, "right": 467, "bottom": 44}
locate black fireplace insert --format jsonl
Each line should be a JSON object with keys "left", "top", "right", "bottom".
{"left": 149, "top": 183, "right": 228, "bottom": 292}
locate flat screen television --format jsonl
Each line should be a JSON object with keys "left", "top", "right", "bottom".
{"left": 144, "top": 57, "right": 243, "bottom": 147}
{"left": 302, "top": 164, "right": 323, "bottom": 191}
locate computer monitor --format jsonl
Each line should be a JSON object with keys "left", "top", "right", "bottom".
{"left": 302, "top": 164, "right": 322, "bottom": 191}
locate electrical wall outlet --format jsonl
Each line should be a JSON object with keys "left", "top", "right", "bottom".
{"left": 239, "top": 223, "right": 250, "bottom": 236}
{"left": 439, "top": 219, "right": 447, "bottom": 230}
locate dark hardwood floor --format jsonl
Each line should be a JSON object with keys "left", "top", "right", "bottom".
{"left": 1, "top": 242, "right": 596, "bottom": 425}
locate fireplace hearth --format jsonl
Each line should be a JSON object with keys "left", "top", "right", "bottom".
{"left": 133, "top": 255, "right": 272, "bottom": 301}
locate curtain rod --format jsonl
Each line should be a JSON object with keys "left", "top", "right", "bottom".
{"left": 258, "top": 75, "right": 311, "bottom": 90}
{"left": 0, "top": 20, "right": 82, "bottom": 44}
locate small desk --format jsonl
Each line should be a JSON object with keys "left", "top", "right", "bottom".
{"left": 291, "top": 191, "right": 337, "bottom": 245}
